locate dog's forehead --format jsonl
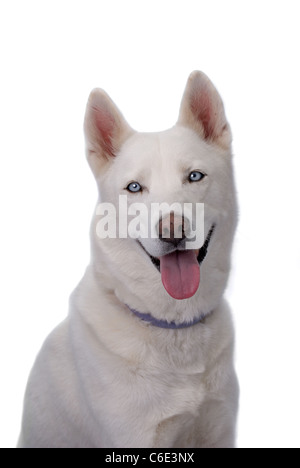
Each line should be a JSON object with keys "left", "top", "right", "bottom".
{"left": 118, "top": 126, "right": 212, "bottom": 169}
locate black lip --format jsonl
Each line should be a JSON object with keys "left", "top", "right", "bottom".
{"left": 139, "top": 225, "right": 215, "bottom": 272}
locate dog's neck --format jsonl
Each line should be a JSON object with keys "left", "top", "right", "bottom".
{"left": 127, "top": 305, "right": 209, "bottom": 329}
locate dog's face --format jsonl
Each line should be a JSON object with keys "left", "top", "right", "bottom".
{"left": 84, "top": 72, "right": 237, "bottom": 303}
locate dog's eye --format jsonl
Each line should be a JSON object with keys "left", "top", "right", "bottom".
{"left": 189, "top": 171, "right": 205, "bottom": 182}
{"left": 127, "top": 182, "right": 142, "bottom": 193}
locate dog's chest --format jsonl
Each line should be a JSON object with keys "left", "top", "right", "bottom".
{"left": 96, "top": 364, "right": 206, "bottom": 448}
{"left": 148, "top": 370, "right": 206, "bottom": 447}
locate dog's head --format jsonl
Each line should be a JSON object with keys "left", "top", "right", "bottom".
{"left": 84, "top": 71, "right": 237, "bottom": 305}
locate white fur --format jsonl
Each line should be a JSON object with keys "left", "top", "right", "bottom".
{"left": 18, "top": 71, "right": 239, "bottom": 448}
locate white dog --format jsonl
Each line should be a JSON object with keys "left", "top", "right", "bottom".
{"left": 18, "top": 71, "right": 239, "bottom": 448}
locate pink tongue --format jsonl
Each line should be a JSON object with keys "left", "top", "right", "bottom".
{"left": 160, "top": 250, "right": 200, "bottom": 300}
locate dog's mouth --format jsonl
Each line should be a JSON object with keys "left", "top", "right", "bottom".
{"left": 139, "top": 225, "right": 215, "bottom": 300}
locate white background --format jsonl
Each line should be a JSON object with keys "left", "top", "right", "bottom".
{"left": 1, "top": 0, "right": 300, "bottom": 449}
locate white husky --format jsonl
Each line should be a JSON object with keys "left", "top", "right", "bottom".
{"left": 18, "top": 71, "right": 239, "bottom": 448}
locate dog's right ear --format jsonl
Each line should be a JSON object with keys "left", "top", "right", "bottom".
{"left": 84, "top": 89, "right": 134, "bottom": 175}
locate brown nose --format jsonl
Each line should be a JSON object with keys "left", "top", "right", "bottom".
{"left": 158, "top": 212, "right": 186, "bottom": 246}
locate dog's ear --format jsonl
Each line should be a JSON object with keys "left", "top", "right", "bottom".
{"left": 84, "top": 89, "right": 134, "bottom": 174}
{"left": 178, "top": 71, "right": 231, "bottom": 149}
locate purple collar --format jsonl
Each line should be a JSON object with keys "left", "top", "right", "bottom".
{"left": 127, "top": 305, "right": 208, "bottom": 329}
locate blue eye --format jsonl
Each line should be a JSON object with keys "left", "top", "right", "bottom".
{"left": 189, "top": 171, "right": 205, "bottom": 182}
{"left": 127, "top": 182, "right": 142, "bottom": 193}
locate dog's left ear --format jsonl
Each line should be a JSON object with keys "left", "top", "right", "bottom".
{"left": 178, "top": 71, "right": 232, "bottom": 150}
{"left": 84, "top": 89, "right": 134, "bottom": 175}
